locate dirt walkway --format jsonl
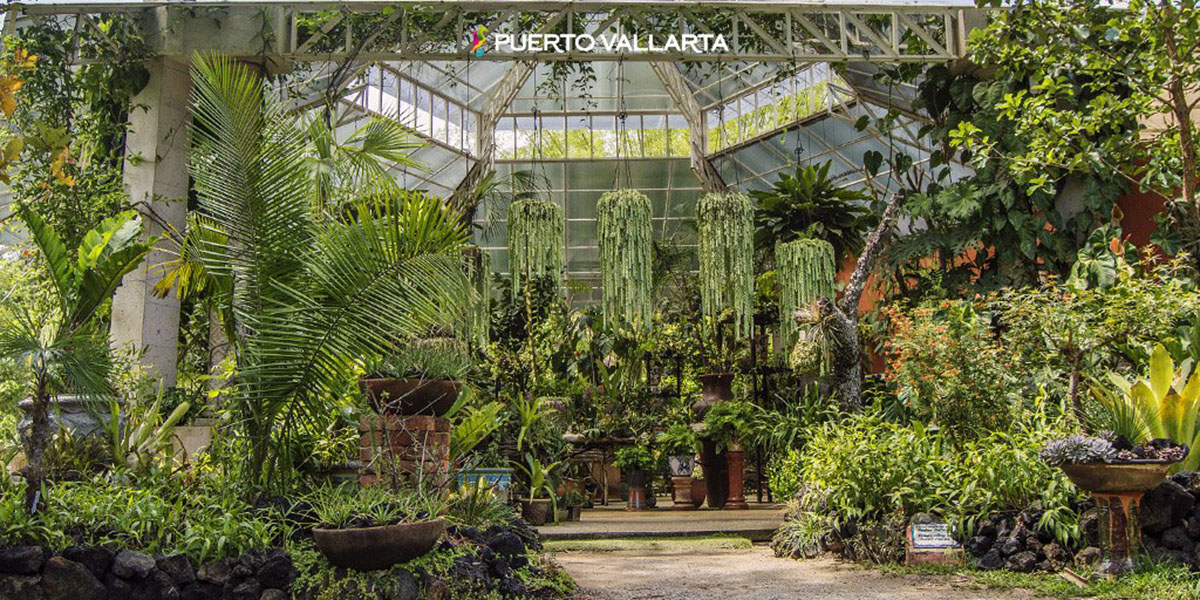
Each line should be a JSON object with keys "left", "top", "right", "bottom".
{"left": 554, "top": 547, "right": 1037, "bottom": 600}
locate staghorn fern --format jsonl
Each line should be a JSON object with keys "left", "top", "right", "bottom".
{"left": 698, "top": 192, "right": 755, "bottom": 339}
{"left": 597, "top": 189, "right": 653, "bottom": 332}
{"left": 507, "top": 198, "right": 563, "bottom": 297}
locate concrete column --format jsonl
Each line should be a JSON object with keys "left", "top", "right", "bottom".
{"left": 111, "top": 57, "right": 191, "bottom": 388}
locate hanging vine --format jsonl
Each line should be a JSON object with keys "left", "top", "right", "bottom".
{"left": 697, "top": 192, "right": 755, "bottom": 339}
{"left": 463, "top": 246, "right": 492, "bottom": 349}
{"left": 506, "top": 197, "right": 563, "bottom": 298}
{"left": 777, "top": 238, "right": 836, "bottom": 374}
{"left": 597, "top": 189, "right": 653, "bottom": 332}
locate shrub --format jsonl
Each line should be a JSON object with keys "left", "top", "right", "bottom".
{"left": 882, "top": 300, "right": 1013, "bottom": 441}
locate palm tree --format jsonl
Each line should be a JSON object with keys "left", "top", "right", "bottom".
{"left": 0, "top": 208, "right": 153, "bottom": 512}
{"left": 161, "top": 54, "right": 472, "bottom": 493}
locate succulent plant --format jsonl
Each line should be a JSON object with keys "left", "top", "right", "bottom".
{"left": 1039, "top": 435, "right": 1116, "bottom": 466}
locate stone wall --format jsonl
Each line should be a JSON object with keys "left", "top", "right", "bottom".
{"left": 0, "top": 546, "right": 296, "bottom": 600}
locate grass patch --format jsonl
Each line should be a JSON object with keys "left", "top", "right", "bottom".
{"left": 879, "top": 562, "right": 1200, "bottom": 599}
{"left": 544, "top": 535, "right": 755, "bottom": 553}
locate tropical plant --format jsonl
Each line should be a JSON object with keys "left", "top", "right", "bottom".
{"left": 513, "top": 394, "right": 556, "bottom": 453}
{"left": 157, "top": 55, "right": 470, "bottom": 494}
{"left": 449, "top": 401, "right": 506, "bottom": 461}
{"left": 655, "top": 423, "right": 697, "bottom": 456}
{"left": 1089, "top": 344, "right": 1200, "bottom": 471}
{"left": 751, "top": 162, "right": 874, "bottom": 262}
{"left": 506, "top": 197, "right": 564, "bottom": 298}
{"left": 697, "top": 192, "right": 755, "bottom": 340}
{"left": 777, "top": 238, "right": 837, "bottom": 353}
{"left": 613, "top": 445, "right": 656, "bottom": 474}
{"left": 376, "top": 337, "right": 471, "bottom": 380}
{"left": 106, "top": 390, "right": 192, "bottom": 473}
{"left": 701, "top": 400, "right": 760, "bottom": 452}
{"left": 517, "top": 453, "right": 560, "bottom": 502}
{"left": 0, "top": 208, "right": 152, "bottom": 511}
{"left": 597, "top": 189, "right": 653, "bottom": 332}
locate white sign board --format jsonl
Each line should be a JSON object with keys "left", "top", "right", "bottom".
{"left": 910, "top": 524, "right": 960, "bottom": 550}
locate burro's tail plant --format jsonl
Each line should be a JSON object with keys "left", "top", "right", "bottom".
{"left": 1090, "top": 343, "right": 1200, "bottom": 471}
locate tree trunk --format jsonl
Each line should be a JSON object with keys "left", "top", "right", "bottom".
{"left": 1162, "top": 7, "right": 1199, "bottom": 213}
{"left": 1067, "top": 350, "right": 1085, "bottom": 428}
{"left": 22, "top": 376, "right": 51, "bottom": 513}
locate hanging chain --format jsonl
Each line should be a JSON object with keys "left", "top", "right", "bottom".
{"left": 614, "top": 58, "right": 631, "bottom": 190}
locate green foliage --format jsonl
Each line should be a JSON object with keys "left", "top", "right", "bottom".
{"left": 700, "top": 400, "right": 760, "bottom": 452}
{"left": 106, "top": 391, "right": 192, "bottom": 473}
{"left": 798, "top": 409, "right": 1084, "bottom": 547}
{"left": 655, "top": 423, "right": 697, "bottom": 456}
{"left": 597, "top": 189, "right": 653, "bottom": 332}
{"left": 697, "top": 192, "right": 755, "bottom": 339}
{"left": 1090, "top": 344, "right": 1200, "bottom": 471}
{"left": 507, "top": 198, "right": 564, "bottom": 297}
{"left": 377, "top": 337, "right": 471, "bottom": 380}
{"left": 882, "top": 300, "right": 1013, "bottom": 441}
{"left": 751, "top": 162, "right": 874, "bottom": 262}
{"left": 450, "top": 401, "right": 506, "bottom": 461}
{"left": 613, "top": 445, "right": 655, "bottom": 473}
{"left": 767, "top": 449, "right": 804, "bottom": 502}
{"left": 307, "top": 484, "right": 445, "bottom": 529}
{"left": 165, "top": 55, "right": 470, "bottom": 494}
{"left": 777, "top": 238, "right": 837, "bottom": 352}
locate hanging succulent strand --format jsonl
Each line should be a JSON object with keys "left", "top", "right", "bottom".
{"left": 597, "top": 189, "right": 654, "bottom": 333}
{"left": 777, "top": 238, "right": 836, "bottom": 347}
{"left": 697, "top": 192, "right": 755, "bottom": 339}
{"left": 463, "top": 246, "right": 492, "bottom": 349}
{"left": 506, "top": 198, "right": 563, "bottom": 298}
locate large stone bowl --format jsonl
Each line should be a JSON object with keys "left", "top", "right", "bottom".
{"left": 360, "top": 378, "right": 461, "bottom": 416}
{"left": 18, "top": 394, "right": 122, "bottom": 439}
{"left": 312, "top": 518, "right": 446, "bottom": 571}
{"left": 1060, "top": 462, "right": 1179, "bottom": 494}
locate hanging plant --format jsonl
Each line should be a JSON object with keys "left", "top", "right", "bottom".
{"left": 506, "top": 198, "right": 563, "bottom": 297}
{"left": 597, "top": 189, "right": 653, "bottom": 332}
{"left": 776, "top": 238, "right": 836, "bottom": 349}
{"left": 463, "top": 245, "right": 492, "bottom": 349}
{"left": 697, "top": 192, "right": 755, "bottom": 340}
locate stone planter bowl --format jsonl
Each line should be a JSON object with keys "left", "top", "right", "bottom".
{"left": 360, "top": 378, "right": 461, "bottom": 416}
{"left": 18, "top": 395, "right": 122, "bottom": 439}
{"left": 312, "top": 518, "right": 446, "bottom": 571}
{"left": 1060, "top": 462, "right": 1179, "bottom": 494}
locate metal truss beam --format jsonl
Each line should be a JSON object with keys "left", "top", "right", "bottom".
{"left": 11, "top": 1, "right": 975, "bottom": 64}
{"left": 650, "top": 61, "right": 726, "bottom": 192}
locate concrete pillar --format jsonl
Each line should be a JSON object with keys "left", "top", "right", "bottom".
{"left": 111, "top": 57, "right": 191, "bottom": 388}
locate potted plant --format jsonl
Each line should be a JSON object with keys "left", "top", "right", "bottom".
{"left": 562, "top": 489, "right": 585, "bottom": 522}
{"left": 309, "top": 487, "right": 447, "bottom": 571}
{"left": 701, "top": 400, "right": 759, "bottom": 510}
{"left": 657, "top": 424, "right": 699, "bottom": 510}
{"left": 362, "top": 336, "right": 470, "bottom": 416}
{"left": 516, "top": 453, "right": 560, "bottom": 526}
{"left": 614, "top": 445, "right": 656, "bottom": 511}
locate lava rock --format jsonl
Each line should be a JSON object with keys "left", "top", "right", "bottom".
{"left": 0, "top": 574, "right": 43, "bottom": 600}
{"left": 42, "top": 556, "right": 105, "bottom": 600}
{"left": 387, "top": 569, "right": 420, "bottom": 600}
{"left": 130, "top": 568, "right": 180, "bottom": 600}
{"left": 486, "top": 532, "right": 525, "bottom": 556}
{"left": 1141, "top": 480, "right": 1195, "bottom": 535}
{"left": 260, "top": 589, "right": 287, "bottom": 600}
{"left": 1161, "top": 525, "right": 1196, "bottom": 553}
{"left": 998, "top": 535, "right": 1022, "bottom": 556}
{"left": 156, "top": 555, "right": 195, "bottom": 586}
{"left": 967, "top": 535, "right": 994, "bottom": 557}
{"left": 978, "top": 549, "right": 1004, "bottom": 571}
{"left": 196, "top": 560, "right": 230, "bottom": 586}
{"left": 112, "top": 550, "right": 157, "bottom": 580}
{"left": 62, "top": 546, "right": 113, "bottom": 580}
{"left": 106, "top": 572, "right": 133, "bottom": 600}
{"left": 1079, "top": 507, "right": 1101, "bottom": 547}
{"left": 178, "top": 582, "right": 222, "bottom": 600}
{"left": 255, "top": 550, "right": 294, "bottom": 590}
{"left": 1074, "top": 546, "right": 1102, "bottom": 568}
{"left": 227, "top": 579, "right": 261, "bottom": 600}
{"left": 0, "top": 546, "right": 46, "bottom": 574}
{"left": 497, "top": 576, "right": 527, "bottom": 597}
{"left": 1043, "top": 543, "right": 1071, "bottom": 569}
{"left": 1004, "top": 551, "right": 1038, "bottom": 573}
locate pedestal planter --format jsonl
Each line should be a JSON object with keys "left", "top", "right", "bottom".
{"left": 521, "top": 499, "right": 554, "bottom": 525}
{"left": 1059, "top": 462, "right": 1179, "bottom": 576}
{"left": 667, "top": 454, "right": 694, "bottom": 477}
{"left": 626, "top": 470, "right": 650, "bottom": 511}
{"left": 724, "top": 445, "right": 749, "bottom": 510}
{"left": 360, "top": 377, "right": 461, "bottom": 416}
{"left": 18, "top": 395, "right": 121, "bottom": 439}
{"left": 670, "top": 476, "right": 695, "bottom": 509}
{"left": 313, "top": 519, "right": 446, "bottom": 571}
{"left": 699, "top": 439, "right": 728, "bottom": 508}
{"left": 693, "top": 373, "right": 734, "bottom": 417}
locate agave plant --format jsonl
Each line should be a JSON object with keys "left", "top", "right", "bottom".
{"left": 156, "top": 55, "right": 471, "bottom": 493}
{"left": 0, "top": 209, "right": 153, "bottom": 511}
{"left": 1090, "top": 343, "right": 1200, "bottom": 471}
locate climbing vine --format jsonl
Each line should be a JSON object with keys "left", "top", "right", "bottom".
{"left": 507, "top": 198, "right": 563, "bottom": 298}
{"left": 697, "top": 192, "right": 754, "bottom": 339}
{"left": 597, "top": 189, "right": 653, "bottom": 333}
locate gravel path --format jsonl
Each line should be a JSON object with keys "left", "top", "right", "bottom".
{"left": 555, "top": 547, "right": 1038, "bottom": 600}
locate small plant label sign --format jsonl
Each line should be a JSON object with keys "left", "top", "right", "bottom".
{"left": 906, "top": 523, "right": 963, "bottom": 566}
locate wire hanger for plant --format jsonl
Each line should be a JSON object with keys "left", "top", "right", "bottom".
{"left": 613, "top": 57, "right": 632, "bottom": 191}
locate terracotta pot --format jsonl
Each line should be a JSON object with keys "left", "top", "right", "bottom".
{"left": 360, "top": 377, "right": 461, "bottom": 416}
{"left": 1060, "top": 462, "right": 1178, "bottom": 494}
{"left": 693, "top": 373, "right": 734, "bottom": 417}
{"left": 627, "top": 486, "right": 649, "bottom": 511}
{"left": 725, "top": 448, "right": 749, "bottom": 510}
{"left": 313, "top": 519, "right": 446, "bottom": 571}
{"left": 690, "top": 478, "right": 707, "bottom": 509}
{"left": 521, "top": 498, "right": 554, "bottom": 525}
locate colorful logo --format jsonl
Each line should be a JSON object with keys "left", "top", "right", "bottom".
{"left": 470, "top": 26, "right": 488, "bottom": 57}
